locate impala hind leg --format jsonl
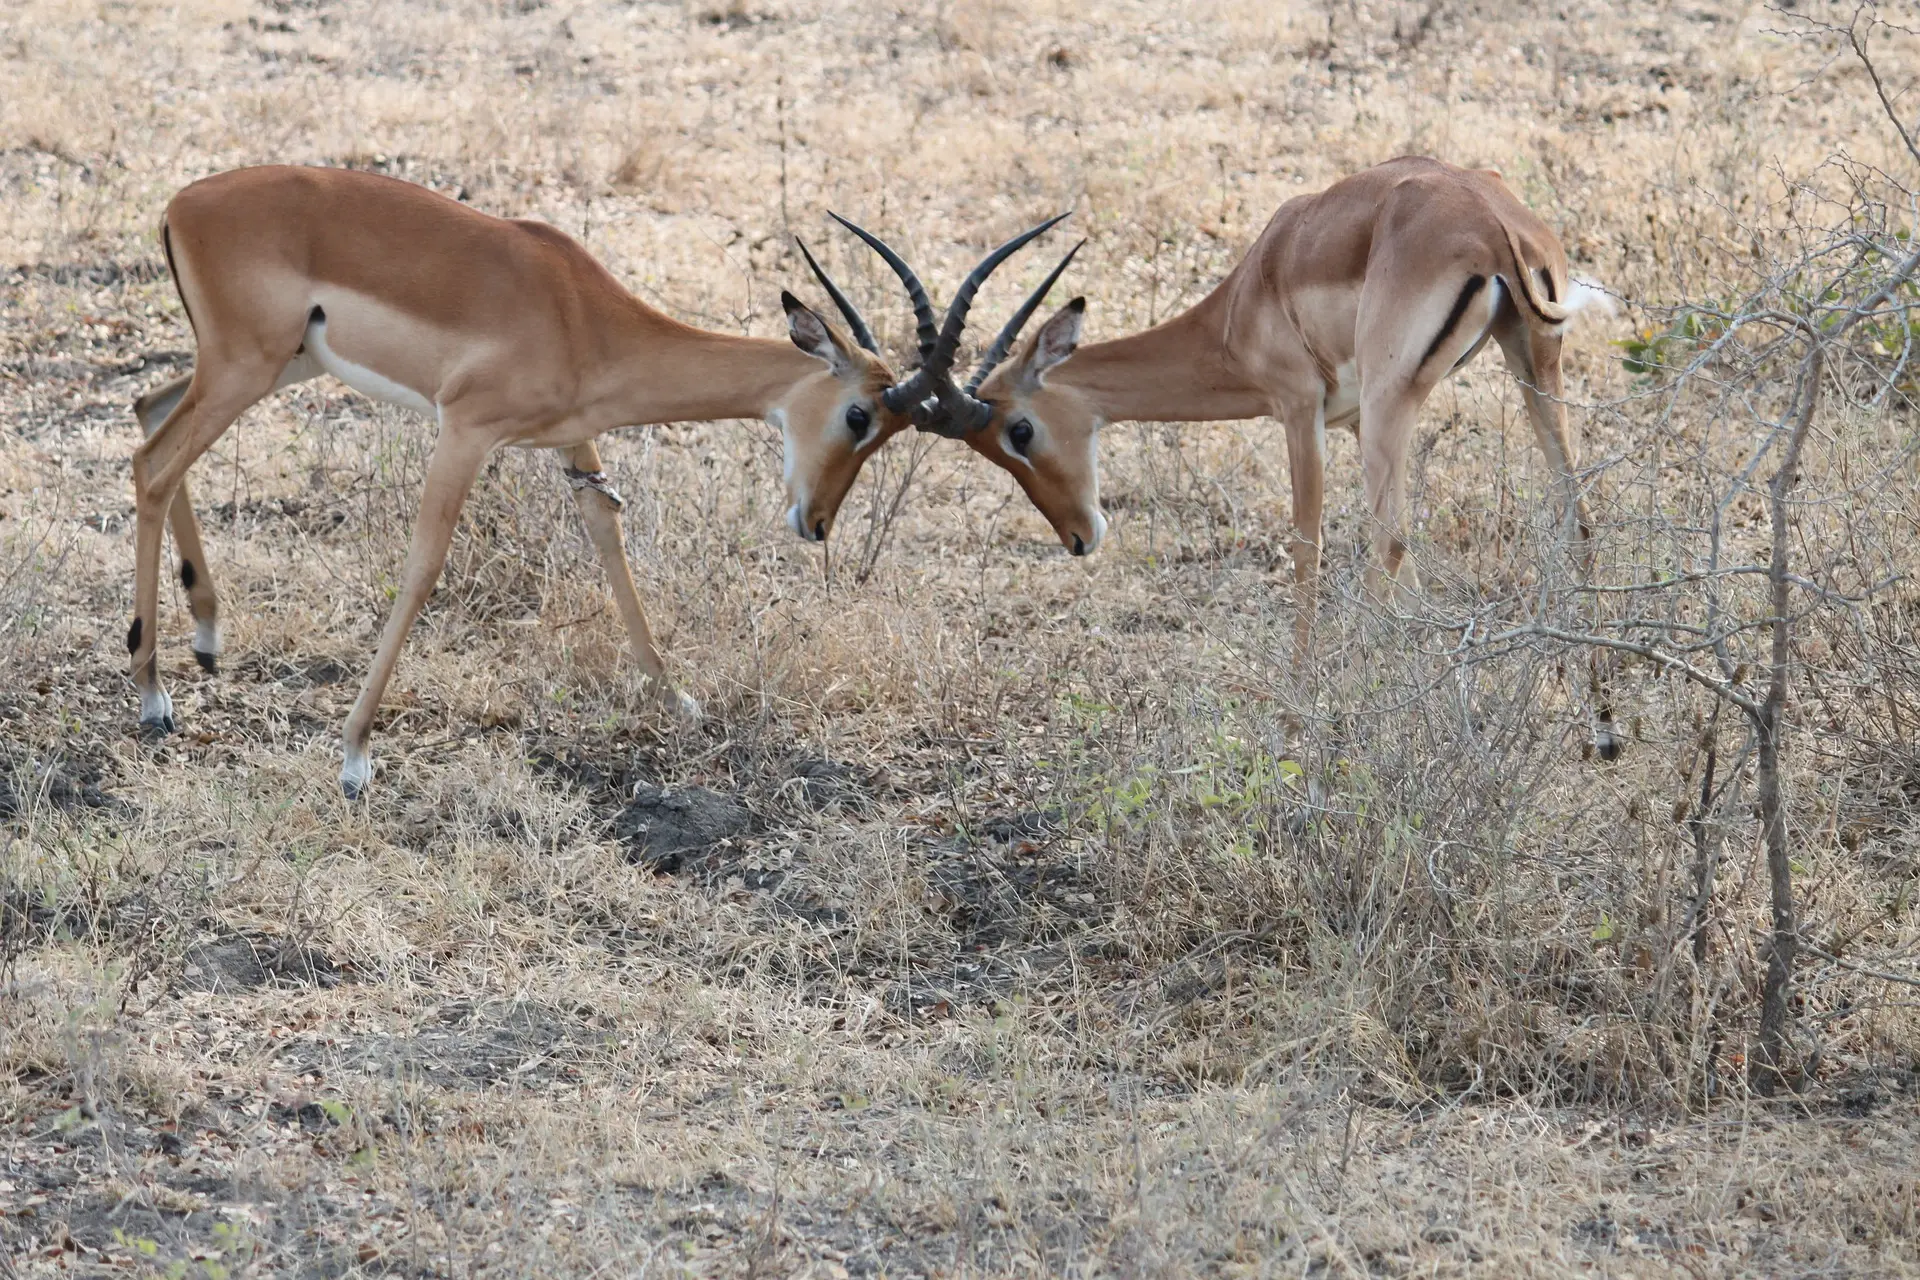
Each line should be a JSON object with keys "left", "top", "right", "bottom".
{"left": 136, "top": 374, "right": 221, "bottom": 672}
{"left": 1495, "top": 323, "right": 1622, "bottom": 760}
{"left": 1357, "top": 387, "right": 1423, "bottom": 606}
{"left": 129, "top": 365, "right": 280, "bottom": 734}
{"left": 561, "top": 443, "right": 701, "bottom": 721}
{"left": 1493, "top": 325, "right": 1592, "bottom": 558}
{"left": 339, "top": 430, "right": 490, "bottom": 798}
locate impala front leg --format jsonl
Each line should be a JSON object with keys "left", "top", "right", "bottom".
{"left": 340, "top": 428, "right": 490, "bottom": 798}
{"left": 130, "top": 468, "right": 173, "bottom": 734}
{"left": 561, "top": 442, "right": 700, "bottom": 721}
{"left": 1280, "top": 398, "right": 1328, "bottom": 664}
{"left": 1497, "top": 323, "right": 1622, "bottom": 759}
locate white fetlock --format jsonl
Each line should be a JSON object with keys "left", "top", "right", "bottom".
{"left": 340, "top": 747, "right": 373, "bottom": 800}
{"left": 192, "top": 618, "right": 221, "bottom": 673}
{"left": 139, "top": 687, "right": 176, "bottom": 734}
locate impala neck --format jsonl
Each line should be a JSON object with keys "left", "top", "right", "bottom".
{"left": 1054, "top": 286, "right": 1268, "bottom": 424}
{"left": 589, "top": 306, "right": 820, "bottom": 428}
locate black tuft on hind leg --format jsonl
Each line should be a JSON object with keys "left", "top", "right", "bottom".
{"left": 180, "top": 559, "right": 197, "bottom": 590}
{"left": 126, "top": 616, "right": 142, "bottom": 654}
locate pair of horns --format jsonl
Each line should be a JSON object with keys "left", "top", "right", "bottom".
{"left": 795, "top": 212, "right": 1084, "bottom": 438}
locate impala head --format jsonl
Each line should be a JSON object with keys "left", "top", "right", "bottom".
{"left": 826, "top": 211, "right": 1102, "bottom": 552}
{"left": 776, "top": 277, "right": 910, "bottom": 543}
{"left": 835, "top": 217, "right": 1103, "bottom": 555}
{"left": 964, "top": 298, "right": 1105, "bottom": 556}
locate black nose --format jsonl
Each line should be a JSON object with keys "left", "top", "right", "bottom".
{"left": 813, "top": 520, "right": 827, "bottom": 542}
{"left": 1071, "top": 533, "right": 1087, "bottom": 556}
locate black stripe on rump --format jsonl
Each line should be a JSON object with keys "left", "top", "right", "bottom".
{"left": 161, "top": 223, "right": 195, "bottom": 335}
{"left": 1538, "top": 267, "right": 1557, "bottom": 303}
{"left": 1418, "top": 275, "right": 1486, "bottom": 371}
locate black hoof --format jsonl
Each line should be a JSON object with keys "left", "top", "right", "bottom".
{"left": 139, "top": 714, "right": 176, "bottom": 740}
{"left": 1594, "top": 728, "right": 1625, "bottom": 762}
{"left": 340, "top": 778, "right": 365, "bottom": 801}
{"left": 193, "top": 649, "right": 218, "bottom": 675}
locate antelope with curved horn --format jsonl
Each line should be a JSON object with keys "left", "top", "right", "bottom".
{"left": 129, "top": 165, "right": 931, "bottom": 797}
{"left": 914, "top": 158, "right": 1624, "bottom": 755}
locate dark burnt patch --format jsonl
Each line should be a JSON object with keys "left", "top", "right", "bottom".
{"left": 2, "top": 885, "right": 115, "bottom": 950}
{"left": 782, "top": 756, "right": 879, "bottom": 813}
{"left": 235, "top": 654, "right": 354, "bottom": 688}
{"left": 0, "top": 742, "right": 125, "bottom": 821}
{"left": 924, "top": 836, "right": 1093, "bottom": 952}
{"left": 528, "top": 741, "right": 658, "bottom": 807}
{"left": 177, "top": 930, "right": 344, "bottom": 993}
{"left": 615, "top": 783, "right": 757, "bottom": 874}
{"left": 284, "top": 999, "right": 611, "bottom": 1089}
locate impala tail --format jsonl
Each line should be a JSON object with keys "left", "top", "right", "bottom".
{"left": 1497, "top": 220, "right": 1616, "bottom": 332}
{"left": 1561, "top": 276, "right": 1618, "bottom": 322}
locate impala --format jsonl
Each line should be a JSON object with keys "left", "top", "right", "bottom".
{"left": 128, "top": 165, "right": 1062, "bottom": 795}
{"left": 869, "top": 157, "right": 1623, "bottom": 757}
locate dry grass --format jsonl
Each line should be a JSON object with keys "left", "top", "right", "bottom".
{"left": 4, "top": 0, "right": 1920, "bottom": 1275}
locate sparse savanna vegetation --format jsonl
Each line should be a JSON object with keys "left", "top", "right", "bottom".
{"left": 5, "top": 0, "right": 1920, "bottom": 1274}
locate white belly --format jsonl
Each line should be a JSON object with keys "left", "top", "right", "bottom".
{"left": 304, "top": 313, "right": 436, "bottom": 417}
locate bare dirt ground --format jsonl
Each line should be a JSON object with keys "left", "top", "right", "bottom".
{"left": 4, "top": 0, "right": 1920, "bottom": 1275}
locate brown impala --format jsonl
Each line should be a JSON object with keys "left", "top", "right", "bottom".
{"left": 128, "top": 165, "right": 1066, "bottom": 795}
{"left": 896, "top": 157, "right": 1624, "bottom": 757}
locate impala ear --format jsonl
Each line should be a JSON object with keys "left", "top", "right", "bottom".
{"left": 1014, "top": 297, "right": 1085, "bottom": 392}
{"left": 783, "top": 291, "right": 854, "bottom": 376}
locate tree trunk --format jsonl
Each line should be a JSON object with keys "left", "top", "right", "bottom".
{"left": 1751, "top": 347, "right": 1823, "bottom": 1095}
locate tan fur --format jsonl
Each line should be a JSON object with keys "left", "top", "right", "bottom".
{"left": 974, "top": 156, "right": 1594, "bottom": 609}
{"left": 129, "top": 166, "right": 907, "bottom": 795}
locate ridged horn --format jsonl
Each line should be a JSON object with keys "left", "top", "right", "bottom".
{"left": 832, "top": 210, "right": 1077, "bottom": 436}
{"left": 827, "top": 212, "right": 939, "bottom": 413}
{"left": 964, "top": 239, "right": 1085, "bottom": 395}
{"left": 793, "top": 237, "right": 878, "bottom": 354}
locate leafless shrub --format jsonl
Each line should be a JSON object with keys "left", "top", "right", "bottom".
{"left": 1426, "top": 5, "right": 1920, "bottom": 1096}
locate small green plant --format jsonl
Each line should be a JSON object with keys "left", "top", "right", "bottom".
{"left": 1617, "top": 310, "right": 1718, "bottom": 378}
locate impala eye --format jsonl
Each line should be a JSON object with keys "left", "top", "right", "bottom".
{"left": 1007, "top": 419, "right": 1035, "bottom": 456}
{"left": 845, "top": 404, "right": 872, "bottom": 440}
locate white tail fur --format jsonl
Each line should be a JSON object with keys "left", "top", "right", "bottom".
{"left": 1563, "top": 277, "right": 1619, "bottom": 323}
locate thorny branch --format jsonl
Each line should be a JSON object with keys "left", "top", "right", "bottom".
{"left": 1432, "top": 5, "right": 1920, "bottom": 1094}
